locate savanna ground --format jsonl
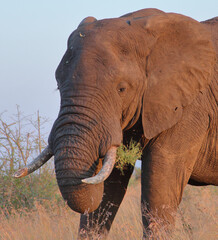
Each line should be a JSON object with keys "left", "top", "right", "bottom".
{"left": 0, "top": 109, "right": 217, "bottom": 240}
{"left": 1, "top": 179, "right": 217, "bottom": 240}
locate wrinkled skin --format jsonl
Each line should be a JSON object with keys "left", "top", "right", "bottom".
{"left": 47, "top": 9, "right": 217, "bottom": 239}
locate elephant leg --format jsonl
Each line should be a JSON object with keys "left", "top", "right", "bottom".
{"left": 141, "top": 146, "right": 197, "bottom": 239}
{"left": 141, "top": 105, "right": 209, "bottom": 238}
{"left": 79, "top": 163, "right": 134, "bottom": 239}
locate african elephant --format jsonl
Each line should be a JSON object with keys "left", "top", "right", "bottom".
{"left": 14, "top": 8, "right": 218, "bottom": 239}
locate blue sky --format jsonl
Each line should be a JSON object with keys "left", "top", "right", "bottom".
{"left": 0, "top": 0, "right": 217, "bottom": 128}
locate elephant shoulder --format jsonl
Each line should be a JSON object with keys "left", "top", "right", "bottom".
{"left": 201, "top": 17, "right": 218, "bottom": 54}
{"left": 201, "top": 17, "right": 218, "bottom": 26}
{"left": 120, "top": 8, "right": 165, "bottom": 19}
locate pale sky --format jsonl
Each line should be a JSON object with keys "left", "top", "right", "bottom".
{"left": 1, "top": 0, "right": 217, "bottom": 130}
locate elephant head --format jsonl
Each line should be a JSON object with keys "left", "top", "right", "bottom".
{"left": 14, "top": 9, "right": 215, "bottom": 214}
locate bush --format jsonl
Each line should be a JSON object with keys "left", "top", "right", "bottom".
{"left": 0, "top": 107, "right": 61, "bottom": 212}
{"left": 0, "top": 171, "right": 60, "bottom": 212}
{"left": 115, "top": 140, "right": 142, "bottom": 174}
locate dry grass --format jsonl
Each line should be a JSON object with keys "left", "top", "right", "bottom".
{"left": 0, "top": 182, "right": 217, "bottom": 240}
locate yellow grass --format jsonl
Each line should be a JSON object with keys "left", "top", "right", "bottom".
{"left": 0, "top": 182, "right": 217, "bottom": 240}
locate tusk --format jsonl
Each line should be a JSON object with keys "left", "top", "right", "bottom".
{"left": 82, "top": 146, "right": 117, "bottom": 184}
{"left": 13, "top": 146, "right": 53, "bottom": 178}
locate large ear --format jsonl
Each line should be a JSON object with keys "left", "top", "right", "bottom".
{"left": 135, "top": 13, "right": 216, "bottom": 139}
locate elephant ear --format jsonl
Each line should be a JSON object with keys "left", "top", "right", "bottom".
{"left": 78, "top": 16, "right": 97, "bottom": 28}
{"left": 137, "top": 13, "right": 216, "bottom": 139}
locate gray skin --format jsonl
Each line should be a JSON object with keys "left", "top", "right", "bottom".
{"left": 17, "top": 8, "right": 218, "bottom": 239}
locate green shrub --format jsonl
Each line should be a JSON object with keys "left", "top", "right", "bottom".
{"left": 115, "top": 140, "right": 142, "bottom": 174}
{"left": 0, "top": 168, "right": 59, "bottom": 213}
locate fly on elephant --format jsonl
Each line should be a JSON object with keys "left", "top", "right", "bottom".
{"left": 14, "top": 8, "right": 218, "bottom": 239}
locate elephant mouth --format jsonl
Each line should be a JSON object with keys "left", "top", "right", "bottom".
{"left": 81, "top": 146, "right": 117, "bottom": 184}
{"left": 13, "top": 145, "right": 118, "bottom": 185}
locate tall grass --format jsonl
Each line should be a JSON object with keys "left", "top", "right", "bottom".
{"left": 0, "top": 182, "right": 217, "bottom": 240}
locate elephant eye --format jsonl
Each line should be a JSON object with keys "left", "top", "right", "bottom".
{"left": 118, "top": 87, "right": 126, "bottom": 93}
{"left": 117, "top": 82, "right": 128, "bottom": 96}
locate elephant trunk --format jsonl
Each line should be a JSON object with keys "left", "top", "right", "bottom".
{"left": 52, "top": 125, "right": 103, "bottom": 213}
{"left": 49, "top": 97, "right": 121, "bottom": 213}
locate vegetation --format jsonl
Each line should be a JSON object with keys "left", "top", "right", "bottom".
{"left": 0, "top": 183, "right": 217, "bottom": 240}
{"left": 0, "top": 107, "right": 59, "bottom": 212}
{"left": 115, "top": 140, "right": 142, "bottom": 174}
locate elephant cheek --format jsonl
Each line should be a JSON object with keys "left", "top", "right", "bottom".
{"left": 60, "top": 183, "right": 104, "bottom": 213}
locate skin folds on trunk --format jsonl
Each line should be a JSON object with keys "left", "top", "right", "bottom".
{"left": 48, "top": 86, "right": 122, "bottom": 213}
{"left": 52, "top": 123, "right": 105, "bottom": 213}
{"left": 49, "top": 97, "right": 121, "bottom": 213}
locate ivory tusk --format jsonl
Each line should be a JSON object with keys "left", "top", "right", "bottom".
{"left": 13, "top": 146, "right": 53, "bottom": 178}
{"left": 82, "top": 146, "right": 117, "bottom": 184}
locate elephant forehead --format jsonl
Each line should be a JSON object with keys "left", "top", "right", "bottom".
{"left": 61, "top": 18, "right": 144, "bottom": 87}
{"left": 75, "top": 44, "right": 142, "bottom": 86}
{"left": 68, "top": 18, "right": 134, "bottom": 51}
